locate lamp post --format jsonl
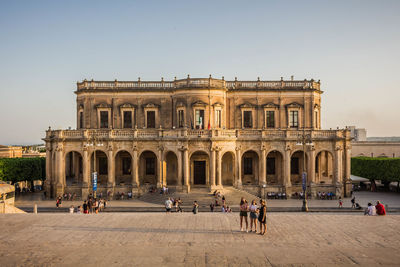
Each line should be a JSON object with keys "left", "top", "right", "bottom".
{"left": 296, "top": 129, "right": 313, "bottom": 212}
{"left": 86, "top": 135, "right": 103, "bottom": 199}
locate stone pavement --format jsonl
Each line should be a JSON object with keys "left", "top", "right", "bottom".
{"left": 1, "top": 213, "right": 399, "bottom": 266}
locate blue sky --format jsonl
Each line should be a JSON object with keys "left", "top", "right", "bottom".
{"left": 0, "top": 0, "right": 399, "bottom": 144}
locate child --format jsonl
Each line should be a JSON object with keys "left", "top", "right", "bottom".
{"left": 338, "top": 197, "right": 343, "bottom": 208}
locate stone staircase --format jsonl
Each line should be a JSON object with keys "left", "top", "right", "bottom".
{"left": 138, "top": 187, "right": 215, "bottom": 208}
{"left": 137, "top": 186, "right": 261, "bottom": 209}
{"left": 219, "top": 187, "right": 261, "bottom": 207}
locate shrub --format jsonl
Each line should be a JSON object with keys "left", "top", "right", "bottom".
{"left": 0, "top": 157, "right": 46, "bottom": 183}
{"left": 351, "top": 157, "right": 400, "bottom": 182}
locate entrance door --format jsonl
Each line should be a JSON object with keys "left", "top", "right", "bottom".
{"left": 193, "top": 161, "right": 206, "bottom": 184}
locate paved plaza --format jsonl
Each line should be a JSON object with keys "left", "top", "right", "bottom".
{"left": 1, "top": 213, "right": 399, "bottom": 266}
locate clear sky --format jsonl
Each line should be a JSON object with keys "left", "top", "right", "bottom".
{"left": 0, "top": 0, "right": 399, "bottom": 145}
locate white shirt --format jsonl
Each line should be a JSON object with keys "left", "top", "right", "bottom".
{"left": 368, "top": 205, "right": 377, "bottom": 216}
{"left": 250, "top": 204, "right": 258, "bottom": 212}
{"left": 165, "top": 200, "right": 173, "bottom": 209}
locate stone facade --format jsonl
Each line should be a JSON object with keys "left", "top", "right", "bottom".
{"left": 43, "top": 76, "right": 352, "bottom": 199}
{"left": 0, "top": 145, "right": 22, "bottom": 158}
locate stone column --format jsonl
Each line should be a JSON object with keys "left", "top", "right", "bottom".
{"left": 55, "top": 145, "right": 64, "bottom": 197}
{"left": 157, "top": 147, "right": 164, "bottom": 188}
{"left": 177, "top": 149, "right": 182, "bottom": 187}
{"left": 183, "top": 148, "right": 190, "bottom": 192}
{"left": 334, "top": 147, "right": 342, "bottom": 185}
{"left": 45, "top": 145, "right": 52, "bottom": 198}
{"left": 107, "top": 149, "right": 115, "bottom": 188}
{"left": 334, "top": 146, "right": 343, "bottom": 198}
{"left": 217, "top": 149, "right": 222, "bottom": 186}
{"left": 260, "top": 148, "right": 266, "bottom": 185}
{"left": 235, "top": 147, "right": 242, "bottom": 188}
{"left": 210, "top": 148, "right": 216, "bottom": 188}
{"left": 308, "top": 148, "right": 316, "bottom": 198}
{"left": 344, "top": 146, "right": 351, "bottom": 197}
{"left": 284, "top": 147, "right": 291, "bottom": 191}
{"left": 81, "top": 148, "right": 89, "bottom": 199}
{"left": 132, "top": 148, "right": 139, "bottom": 188}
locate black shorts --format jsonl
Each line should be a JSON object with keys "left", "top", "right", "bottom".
{"left": 166, "top": 208, "right": 171, "bottom": 212}
{"left": 240, "top": 211, "right": 248, "bottom": 217}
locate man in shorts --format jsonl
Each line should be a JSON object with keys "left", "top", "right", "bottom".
{"left": 165, "top": 197, "right": 173, "bottom": 213}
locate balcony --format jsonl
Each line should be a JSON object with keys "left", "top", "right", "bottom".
{"left": 46, "top": 128, "right": 348, "bottom": 141}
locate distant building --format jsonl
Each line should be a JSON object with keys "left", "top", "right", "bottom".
{"left": 350, "top": 126, "right": 400, "bottom": 158}
{"left": 0, "top": 145, "right": 22, "bottom": 158}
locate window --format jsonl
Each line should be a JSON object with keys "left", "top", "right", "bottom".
{"left": 291, "top": 157, "right": 299, "bottom": 174}
{"left": 315, "top": 157, "right": 319, "bottom": 173}
{"left": 146, "top": 157, "right": 155, "bottom": 175}
{"left": 244, "top": 157, "right": 253, "bottom": 175}
{"left": 122, "top": 157, "right": 131, "bottom": 175}
{"left": 99, "top": 157, "right": 108, "bottom": 175}
{"left": 100, "top": 111, "right": 109, "bottom": 128}
{"left": 243, "top": 111, "right": 252, "bottom": 128}
{"left": 146, "top": 111, "right": 155, "bottom": 128}
{"left": 266, "top": 111, "right": 275, "bottom": 128}
{"left": 267, "top": 157, "right": 275, "bottom": 175}
{"left": 315, "top": 111, "right": 318, "bottom": 128}
{"left": 215, "top": 109, "right": 221, "bottom": 128}
{"left": 178, "top": 110, "right": 184, "bottom": 128}
{"left": 79, "top": 111, "right": 83, "bottom": 129}
{"left": 289, "top": 110, "right": 298, "bottom": 128}
{"left": 195, "top": 109, "right": 204, "bottom": 129}
{"left": 123, "top": 111, "right": 132, "bottom": 128}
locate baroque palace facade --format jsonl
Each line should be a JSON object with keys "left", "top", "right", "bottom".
{"left": 44, "top": 76, "right": 352, "bottom": 199}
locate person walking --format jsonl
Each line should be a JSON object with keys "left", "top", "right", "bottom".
{"left": 258, "top": 200, "right": 267, "bottom": 235}
{"left": 239, "top": 197, "right": 249, "bottom": 232}
{"left": 249, "top": 200, "right": 258, "bottom": 233}
{"left": 83, "top": 200, "right": 88, "bottom": 214}
{"left": 351, "top": 196, "right": 356, "bottom": 209}
{"left": 338, "top": 197, "right": 343, "bottom": 208}
{"left": 192, "top": 201, "right": 199, "bottom": 214}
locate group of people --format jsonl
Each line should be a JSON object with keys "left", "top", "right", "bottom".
{"left": 57, "top": 195, "right": 107, "bottom": 214}
{"left": 209, "top": 190, "right": 232, "bottom": 213}
{"left": 164, "top": 197, "right": 183, "bottom": 213}
{"left": 365, "top": 201, "right": 386, "bottom": 216}
{"left": 239, "top": 197, "right": 267, "bottom": 235}
{"left": 317, "top": 191, "right": 336, "bottom": 200}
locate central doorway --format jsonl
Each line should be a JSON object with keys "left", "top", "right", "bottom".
{"left": 193, "top": 161, "right": 206, "bottom": 184}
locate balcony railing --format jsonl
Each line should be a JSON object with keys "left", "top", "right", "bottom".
{"left": 77, "top": 78, "right": 320, "bottom": 91}
{"left": 47, "top": 128, "right": 346, "bottom": 141}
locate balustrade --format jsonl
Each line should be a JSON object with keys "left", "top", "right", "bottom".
{"left": 77, "top": 78, "right": 320, "bottom": 90}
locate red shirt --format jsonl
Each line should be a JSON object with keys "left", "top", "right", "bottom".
{"left": 375, "top": 203, "right": 386, "bottom": 215}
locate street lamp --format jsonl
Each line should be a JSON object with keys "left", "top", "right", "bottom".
{"left": 86, "top": 136, "right": 103, "bottom": 198}
{"left": 296, "top": 130, "right": 313, "bottom": 212}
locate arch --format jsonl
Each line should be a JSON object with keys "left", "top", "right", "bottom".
{"left": 315, "top": 150, "right": 334, "bottom": 184}
{"left": 241, "top": 150, "right": 259, "bottom": 185}
{"left": 115, "top": 150, "right": 132, "bottom": 185}
{"left": 290, "top": 150, "right": 308, "bottom": 184}
{"left": 165, "top": 151, "right": 178, "bottom": 185}
{"left": 90, "top": 150, "right": 108, "bottom": 186}
{"left": 139, "top": 150, "right": 157, "bottom": 185}
{"left": 189, "top": 149, "right": 209, "bottom": 159}
{"left": 221, "top": 151, "right": 235, "bottom": 186}
{"left": 266, "top": 150, "right": 283, "bottom": 185}
{"left": 190, "top": 151, "right": 209, "bottom": 185}
{"left": 64, "top": 151, "right": 83, "bottom": 186}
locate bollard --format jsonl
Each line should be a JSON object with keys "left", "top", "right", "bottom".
{"left": 34, "top": 204, "right": 37, "bottom": 214}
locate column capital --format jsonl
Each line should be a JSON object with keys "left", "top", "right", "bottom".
{"left": 179, "top": 145, "right": 188, "bottom": 152}
{"left": 285, "top": 144, "right": 291, "bottom": 151}
{"left": 335, "top": 145, "right": 343, "bottom": 151}
{"left": 235, "top": 146, "right": 241, "bottom": 151}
